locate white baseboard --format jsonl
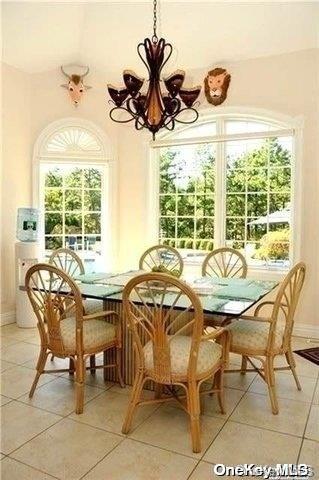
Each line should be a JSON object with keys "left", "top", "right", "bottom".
{"left": 0, "top": 311, "right": 16, "bottom": 326}
{"left": 293, "top": 323, "right": 319, "bottom": 340}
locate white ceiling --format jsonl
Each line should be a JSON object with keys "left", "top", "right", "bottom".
{"left": 2, "top": 1, "right": 319, "bottom": 75}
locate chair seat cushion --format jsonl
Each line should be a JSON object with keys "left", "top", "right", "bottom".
{"left": 143, "top": 335, "right": 222, "bottom": 377}
{"left": 84, "top": 299, "right": 104, "bottom": 315}
{"left": 227, "top": 319, "right": 283, "bottom": 353}
{"left": 60, "top": 317, "right": 116, "bottom": 352}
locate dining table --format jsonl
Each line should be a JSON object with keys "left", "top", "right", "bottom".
{"left": 70, "top": 270, "right": 279, "bottom": 385}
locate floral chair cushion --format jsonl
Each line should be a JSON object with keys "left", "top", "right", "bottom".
{"left": 60, "top": 317, "right": 116, "bottom": 352}
{"left": 227, "top": 319, "right": 283, "bottom": 353}
{"left": 143, "top": 335, "right": 222, "bottom": 376}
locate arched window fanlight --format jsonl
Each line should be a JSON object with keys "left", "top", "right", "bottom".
{"left": 44, "top": 127, "right": 103, "bottom": 156}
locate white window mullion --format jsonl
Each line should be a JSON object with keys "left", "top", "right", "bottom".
{"left": 214, "top": 118, "right": 225, "bottom": 249}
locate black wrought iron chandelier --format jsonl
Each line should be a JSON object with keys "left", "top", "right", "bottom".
{"left": 107, "top": 0, "right": 201, "bottom": 139}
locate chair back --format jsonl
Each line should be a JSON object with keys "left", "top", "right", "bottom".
{"left": 25, "top": 263, "right": 84, "bottom": 354}
{"left": 123, "top": 273, "right": 204, "bottom": 382}
{"left": 49, "top": 248, "right": 84, "bottom": 277}
{"left": 270, "top": 262, "right": 306, "bottom": 351}
{"left": 202, "top": 247, "right": 247, "bottom": 278}
{"left": 139, "top": 245, "right": 184, "bottom": 277}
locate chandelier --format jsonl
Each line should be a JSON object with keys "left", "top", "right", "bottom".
{"left": 107, "top": 0, "right": 201, "bottom": 139}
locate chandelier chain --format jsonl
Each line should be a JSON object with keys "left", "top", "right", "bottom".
{"left": 153, "top": 0, "right": 158, "bottom": 43}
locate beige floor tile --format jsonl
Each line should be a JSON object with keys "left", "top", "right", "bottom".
{"left": 69, "top": 389, "right": 158, "bottom": 435}
{"left": 0, "top": 336, "right": 21, "bottom": 348}
{"left": 299, "top": 440, "right": 319, "bottom": 478}
{"left": 0, "top": 395, "right": 12, "bottom": 406}
{"left": 19, "top": 377, "right": 103, "bottom": 416}
{"left": 230, "top": 392, "right": 310, "bottom": 436}
{"left": 0, "top": 453, "right": 5, "bottom": 460}
{"left": 305, "top": 405, "right": 319, "bottom": 442}
{"left": 0, "top": 324, "right": 37, "bottom": 341}
{"left": 204, "top": 421, "right": 301, "bottom": 465}
{"left": 0, "top": 342, "right": 40, "bottom": 365}
{"left": 1, "top": 457, "right": 55, "bottom": 479}
{"left": 12, "top": 418, "right": 122, "bottom": 480}
{"left": 23, "top": 355, "right": 70, "bottom": 375}
{"left": 0, "top": 360, "right": 16, "bottom": 373}
{"left": 224, "top": 366, "right": 256, "bottom": 391}
{"left": 202, "top": 387, "right": 245, "bottom": 419}
{"left": 248, "top": 372, "right": 317, "bottom": 403}
{"left": 1, "top": 365, "right": 55, "bottom": 399}
{"left": 82, "top": 438, "right": 197, "bottom": 480}
{"left": 64, "top": 369, "right": 115, "bottom": 391}
{"left": 313, "top": 382, "right": 319, "bottom": 405}
{"left": 275, "top": 354, "right": 319, "bottom": 379}
{"left": 130, "top": 405, "right": 226, "bottom": 458}
{"left": 189, "top": 461, "right": 239, "bottom": 480}
{"left": 1, "top": 401, "right": 61, "bottom": 454}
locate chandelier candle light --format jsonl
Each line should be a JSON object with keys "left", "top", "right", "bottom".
{"left": 107, "top": 0, "right": 201, "bottom": 139}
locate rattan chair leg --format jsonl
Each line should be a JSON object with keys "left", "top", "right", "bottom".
{"left": 241, "top": 356, "right": 248, "bottom": 375}
{"left": 187, "top": 382, "right": 201, "bottom": 453}
{"left": 154, "top": 383, "right": 163, "bottom": 399}
{"left": 29, "top": 348, "right": 48, "bottom": 398}
{"left": 89, "top": 355, "right": 96, "bottom": 375}
{"left": 122, "top": 372, "right": 144, "bottom": 434}
{"left": 69, "top": 358, "right": 75, "bottom": 375}
{"left": 75, "top": 355, "right": 85, "bottom": 414}
{"left": 265, "top": 356, "right": 279, "bottom": 415}
{"left": 285, "top": 348, "right": 301, "bottom": 391}
{"left": 116, "top": 347, "right": 125, "bottom": 388}
{"left": 216, "top": 368, "right": 226, "bottom": 414}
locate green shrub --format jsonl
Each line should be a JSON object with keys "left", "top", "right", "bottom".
{"left": 255, "top": 229, "right": 290, "bottom": 260}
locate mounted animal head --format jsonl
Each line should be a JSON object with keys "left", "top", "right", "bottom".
{"left": 60, "top": 65, "right": 91, "bottom": 106}
{"left": 204, "top": 68, "right": 231, "bottom": 106}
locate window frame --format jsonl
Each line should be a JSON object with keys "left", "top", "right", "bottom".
{"left": 148, "top": 110, "right": 303, "bottom": 274}
{"left": 32, "top": 118, "right": 118, "bottom": 270}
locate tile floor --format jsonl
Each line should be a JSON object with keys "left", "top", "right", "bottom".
{"left": 0, "top": 323, "right": 318, "bottom": 480}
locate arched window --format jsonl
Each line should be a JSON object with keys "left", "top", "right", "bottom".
{"left": 33, "top": 119, "right": 114, "bottom": 270}
{"left": 151, "top": 112, "right": 299, "bottom": 270}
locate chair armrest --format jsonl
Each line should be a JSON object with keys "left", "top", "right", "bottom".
{"left": 239, "top": 314, "right": 273, "bottom": 323}
{"left": 254, "top": 301, "right": 275, "bottom": 316}
{"left": 83, "top": 310, "right": 119, "bottom": 322}
{"left": 201, "top": 327, "right": 227, "bottom": 341}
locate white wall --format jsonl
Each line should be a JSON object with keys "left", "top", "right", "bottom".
{"left": 1, "top": 48, "right": 319, "bottom": 335}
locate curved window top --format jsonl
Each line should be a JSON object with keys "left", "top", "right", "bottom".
{"left": 42, "top": 127, "right": 104, "bottom": 157}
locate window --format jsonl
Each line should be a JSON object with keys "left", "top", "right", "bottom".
{"left": 35, "top": 122, "right": 110, "bottom": 270}
{"left": 155, "top": 117, "right": 294, "bottom": 269}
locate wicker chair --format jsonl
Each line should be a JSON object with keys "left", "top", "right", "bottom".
{"left": 49, "top": 248, "right": 103, "bottom": 373}
{"left": 139, "top": 245, "right": 184, "bottom": 277}
{"left": 202, "top": 247, "right": 248, "bottom": 279}
{"left": 121, "top": 272, "right": 229, "bottom": 453}
{"left": 226, "top": 262, "right": 306, "bottom": 414}
{"left": 25, "top": 263, "right": 124, "bottom": 414}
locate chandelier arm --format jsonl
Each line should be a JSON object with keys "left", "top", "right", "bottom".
{"left": 161, "top": 42, "right": 173, "bottom": 72}
{"left": 109, "top": 106, "right": 137, "bottom": 124}
{"left": 137, "top": 42, "right": 151, "bottom": 75}
{"left": 173, "top": 107, "right": 199, "bottom": 124}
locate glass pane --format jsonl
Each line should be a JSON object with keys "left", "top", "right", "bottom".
{"left": 196, "top": 195, "right": 214, "bottom": 216}
{"left": 247, "top": 193, "right": 268, "bottom": 217}
{"left": 45, "top": 213, "right": 63, "bottom": 235}
{"left": 83, "top": 168, "right": 102, "bottom": 188}
{"left": 226, "top": 139, "right": 267, "bottom": 168}
{"left": 176, "top": 238, "right": 196, "bottom": 249}
{"left": 269, "top": 168, "right": 291, "bottom": 191}
{"left": 45, "top": 168, "right": 63, "bottom": 187}
{"left": 45, "top": 236, "right": 63, "bottom": 250}
{"left": 161, "top": 238, "right": 176, "bottom": 248}
{"left": 45, "top": 189, "right": 63, "bottom": 211}
{"left": 226, "top": 194, "right": 245, "bottom": 216}
{"left": 196, "top": 167, "right": 215, "bottom": 193}
{"left": 225, "top": 240, "right": 245, "bottom": 251}
{"left": 159, "top": 217, "right": 175, "bottom": 238}
{"left": 177, "top": 195, "right": 195, "bottom": 216}
{"left": 84, "top": 190, "right": 101, "bottom": 211}
{"left": 226, "top": 170, "right": 246, "bottom": 193}
{"left": 269, "top": 137, "right": 292, "bottom": 166}
{"left": 159, "top": 195, "right": 175, "bottom": 216}
{"left": 269, "top": 193, "right": 290, "bottom": 213}
{"left": 83, "top": 235, "right": 102, "bottom": 255}
{"left": 65, "top": 213, "right": 82, "bottom": 234}
{"left": 84, "top": 214, "right": 101, "bottom": 234}
{"left": 65, "top": 189, "right": 82, "bottom": 211}
{"left": 177, "top": 218, "right": 194, "bottom": 237}
{"left": 196, "top": 218, "right": 214, "bottom": 239}
{"left": 65, "top": 168, "right": 82, "bottom": 187}
{"left": 226, "top": 120, "right": 277, "bottom": 134}
{"left": 225, "top": 218, "right": 245, "bottom": 240}
{"left": 247, "top": 168, "right": 268, "bottom": 192}
{"left": 247, "top": 223, "right": 267, "bottom": 241}
{"left": 174, "top": 122, "right": 216, "bottom": 139}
